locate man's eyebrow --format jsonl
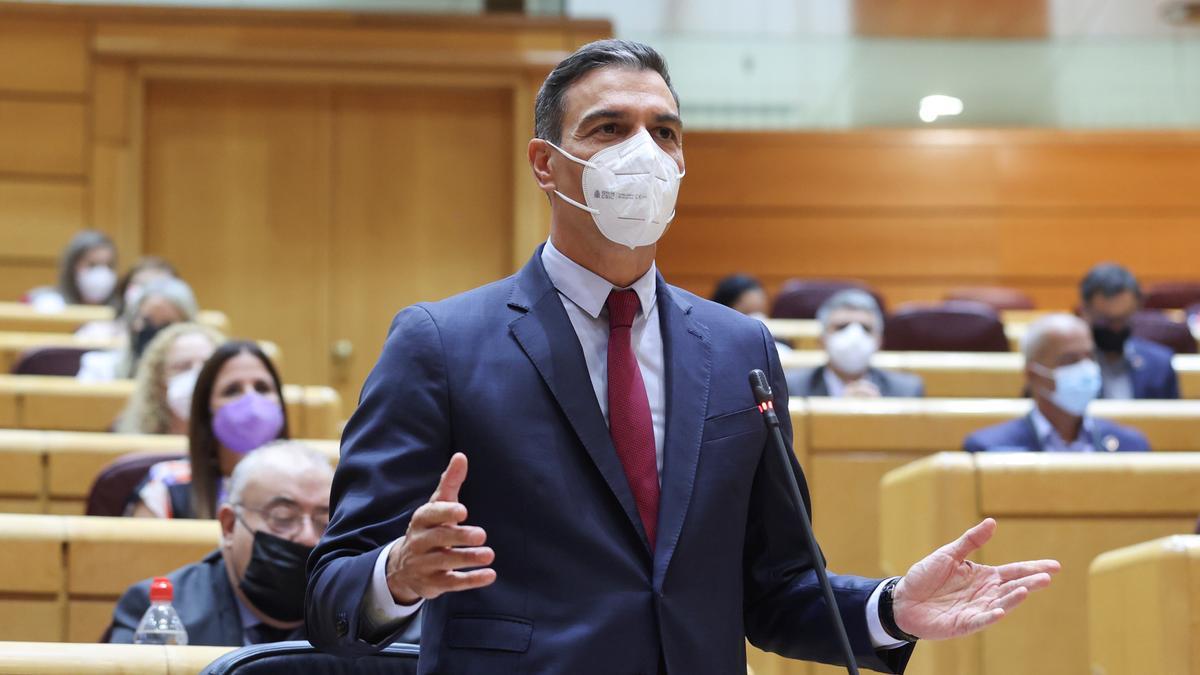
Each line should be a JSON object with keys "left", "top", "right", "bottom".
{"left": 655, "top": 112, "right": 682, "bottom": 127}
{"left": 261, "top": 496, "right": 299, "bottom": 509}
{"left": 576, "top": 109, "right": 626, "bottom": 129}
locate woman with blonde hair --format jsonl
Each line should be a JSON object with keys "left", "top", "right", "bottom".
{"left": 116, "top": 323, "right": 225, "bottom": 435}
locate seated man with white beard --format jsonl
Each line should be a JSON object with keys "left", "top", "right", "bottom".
{"left": 786, "top": 290, "right": 924, "bottom": 398}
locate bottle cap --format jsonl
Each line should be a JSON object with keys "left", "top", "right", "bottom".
{"left": 149, "top": 577, "right": 173, "bottom": 603}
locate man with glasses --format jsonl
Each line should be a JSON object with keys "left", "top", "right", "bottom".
{"left": 108, "top": 442, "right": 389, "bottom": 645}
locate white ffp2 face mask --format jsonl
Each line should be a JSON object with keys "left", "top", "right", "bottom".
{"left": 826, "top": 322, "right": 878, "bottom": 377}
{"left": 76, "top": 266, "right": 117, "bottom": 304}
{"left": 546, "top": 129, "right": 685, "bottom": 250}
{"left": 166, "top": 366, "right": 200, "bottom": 422}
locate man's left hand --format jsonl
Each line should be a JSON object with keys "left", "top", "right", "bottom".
{"left": 892, "top": 518, "right": 1060, "bottom": 640}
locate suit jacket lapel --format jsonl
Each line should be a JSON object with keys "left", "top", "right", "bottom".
{"left": 809, "top": 366, "right": 829, "bottom": 396}
{"left": 207, "top": 551, "right": 245, "bottom": 646}
{"left": 507, "top": 249, "right": 651, "bottom": 555}
{"left": 654, "top": 279, "right": 712, "bottom": 587}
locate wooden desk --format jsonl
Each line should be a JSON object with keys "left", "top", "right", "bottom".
{"left": 0, "top": 303, "right": 230, "bottom": 335}
{"left": 1089, "top": 535, "right": 1200, "bottom": 675}
{"left": 880, "top": 453, "right": 1200, "bottom": 675}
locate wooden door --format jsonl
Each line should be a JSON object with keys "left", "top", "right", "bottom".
{"left": 328, "top": 85, "right": 514, "bottom": 406}
{"left": 143, "top": 81, "right": 333, "bottom": 388}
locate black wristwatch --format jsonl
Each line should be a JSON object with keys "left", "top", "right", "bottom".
{"left": 879, "top": 577, "right": 920, "bottom": 643}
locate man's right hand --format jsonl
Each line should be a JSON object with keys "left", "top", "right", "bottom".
{"left": 385, "top": 452, "right": 496, "bottom": 604}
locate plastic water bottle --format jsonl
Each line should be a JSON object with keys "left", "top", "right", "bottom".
{"left": 133, "top": 577, "right": 189, "bottom": 645}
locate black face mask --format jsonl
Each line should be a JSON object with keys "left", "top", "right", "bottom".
{"left": 131, "top": 322, "right": 165, "bottom": 360}
{"left": 1092, "top": 324, "right": 1132, "bottom": 354}
{"left": 239, "top": 530, "right": 313, "bottom": 623}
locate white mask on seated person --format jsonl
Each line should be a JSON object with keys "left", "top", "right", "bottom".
{"left": 166, "top": 366, "right": 200, "bottom": 422}
{"left": 545, "top": 129, "right": 685, "bottom": 250}
{"left": 826, "top": 322, "right": 877, "bottom": 377}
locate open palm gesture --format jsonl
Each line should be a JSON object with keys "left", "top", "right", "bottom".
{"left": 892, "top": 518, "right": 1061, "bottom": 640}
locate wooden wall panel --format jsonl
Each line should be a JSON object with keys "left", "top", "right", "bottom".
{"left": 0, "top": 18, "right": 88, "bottom": 94}
{"left": 659, "top": 131, "right": 1200, "bottom": 310}
{"left": 0, "top": 182, "right": 85, "bottom": 258}
{"left": 328, "top": 85, "right": 513, "bottom": 404}
{"left": 854, "top": 0, "right": 1047, "bottom": 38}
{"left": 0, "top": 100, "right": 86, "bottom": 177}
{"left": 143, "top": 80, "right": 332, "bottom": 386}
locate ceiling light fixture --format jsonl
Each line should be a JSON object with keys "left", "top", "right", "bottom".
{"left": 918, "top": 95, "right": 964, "bottom": 123}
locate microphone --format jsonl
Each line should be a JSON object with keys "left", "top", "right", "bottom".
{"left": 748, "top": 369, "right": 859, "bottom": 675}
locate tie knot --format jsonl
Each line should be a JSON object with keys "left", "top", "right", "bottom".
{"left": 606, "top": 289, "right": 641, "bottom": 329}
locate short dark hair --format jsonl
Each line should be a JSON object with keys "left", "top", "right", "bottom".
{"left": 188, "top": 340, "right": 289, "bottom": 520}
{"left": 534, "top": 39, "right": 679, "bottom": 145}
{"left": 1080, "top": 263, "right": 1142, "bottom": 304}
{"left": 711, "top": 274, "right": 763, "bottom": 308}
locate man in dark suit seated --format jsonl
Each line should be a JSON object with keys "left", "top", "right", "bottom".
{"left": 1079, "top": 263, "right": 1179, "bottom": 400}
{"left": 107, "top": 442, "right": 397, "bottom": 645}
{"left": 786, "top": 289, "right": 924, "bottom": 398}
{"left": 964, "top": 314, "right": 1150, "bottom": 453}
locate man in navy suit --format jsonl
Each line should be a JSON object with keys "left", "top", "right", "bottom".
{"left": 965, "top": 314, "right": 1150, "bottom": 453}
{"left": 1079, "top": 263, "right": 1179, "bottom": 400}
{"left": 306, "top": 40, "right": 1059, "bottom": 674}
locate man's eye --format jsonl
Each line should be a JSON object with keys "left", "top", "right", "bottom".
{"left": 599, "top": 124, "right": 617, "bottom": 134}
{"left": 656, "top": 127, "right": 676, "bottom": 140}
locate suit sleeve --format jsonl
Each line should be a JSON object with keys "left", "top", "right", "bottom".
{"left": 743, "top": 324, "right": 914, "bottom": 673}
{"left": 1164, "top": 358, "right": 1180, "bottom": 399}
{"left": 305, "top": 305, "right": 451, "bottom": 656}
{"left": 107, "top": 581, "right": 151, "bottom": 643}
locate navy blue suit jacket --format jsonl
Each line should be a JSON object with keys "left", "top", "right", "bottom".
{"left": 1119, "top": 337, "right": 1179, "bottom": 400}
{"left": 962, "top": 414, "right": 1150, "bottom": 453}
{"left": 306, "top": 249, "right": 913, "bottom": 674}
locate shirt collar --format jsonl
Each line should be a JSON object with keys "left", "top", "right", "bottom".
{"left": 234, "top": 589, "right": 262, "bottom": 631}
{"left": 541, "top": 238, "right": 658, "bottom": 320}
{"left": 1029, "top": 406, "right": 1095, "bottom": 446}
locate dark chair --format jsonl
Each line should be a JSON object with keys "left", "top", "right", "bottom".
{"left": 85, "top": 451, "right": 186, "bottom": 516}
{"left": 882, "top": 301, "right": 1010, "bottom": 352}
{"left": 1144, "top": 282, "right": 1200, "bottom": 311}
{"left": 1131, "top": 311, "right": 1197, "bottom": 355}
{"left": 770, "top": 279, "right": 885, "bottom": 320}
{"left": 11, "top": 346, "right": 90, "bottom": 376}
{"left": 201, "top": 641, "right": 419, "bottom": 675}
{"left": 944, "top": 286, "right": 1035, "bottom": 311}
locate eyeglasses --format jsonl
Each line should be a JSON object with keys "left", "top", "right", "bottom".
{"left": 234, "top": 501, "right": 329, "bottom": 539}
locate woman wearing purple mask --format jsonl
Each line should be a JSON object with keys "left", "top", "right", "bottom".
{"left": 130, "top": 341, "right": 290, "bottom": 519}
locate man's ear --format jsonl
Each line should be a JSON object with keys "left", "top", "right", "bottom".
{"left": 527, "top": 138, "right": 556, "bottom": 193}
{"left": 217, "top": 504, "right": 237, "bottom": 548}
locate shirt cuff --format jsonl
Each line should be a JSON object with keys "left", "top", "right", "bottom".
{"left": 866, "top": 577, "right": 910, "bottom": 650}
{"left": 362, "top": 539, "right": 424, "bottom": 629}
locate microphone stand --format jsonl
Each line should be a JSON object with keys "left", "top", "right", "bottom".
{"left": 749, "top": 369, "right": 859, "bottom": 675}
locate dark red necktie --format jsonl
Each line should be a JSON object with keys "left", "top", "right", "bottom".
{"left": 606, "top": 289, "right": 659, "bottom": 549}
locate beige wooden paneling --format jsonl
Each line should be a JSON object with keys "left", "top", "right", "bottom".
{"left": 980, "top": 518, "right": 1191, "bottom": 675}
{"left": 0, "top": 100, "right": 86, "bottom": 176}
{"left": 0, "top": 18, "right": 88, "bottom": 94}
{"left": 92, "top": 62, "right": 130, "bottom": 143}
{"left": 659, "top": 131, "right": 1200, "bottom": 310}
{"left": 0, "top": 182, "right": 86, "bottom": 259}
{"left": 0, "top": 265, "right": 56, "bottom": 303}
{"left": 1089, "top": 536, "right": 1200, "bottom": 675}
{"left": 328, "top": 84, "right": 514, "bottom": 404}
{"left": 143, "top": 80, "right": 332, "bottom": 386}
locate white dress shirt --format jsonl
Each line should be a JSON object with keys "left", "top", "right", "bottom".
{"left": 363, "top": 239, "right": 906, "bottom": 650}
{"left": 1029, "top": 408, "right": 1098, "bottom": 453}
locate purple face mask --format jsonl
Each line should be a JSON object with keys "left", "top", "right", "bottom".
{"left": 212, "top": 391, "right": 284, "bottom": 454}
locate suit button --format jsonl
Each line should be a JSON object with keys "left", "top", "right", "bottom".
{"left": 335, "top": 611, "right": 349, "bottom": 637}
